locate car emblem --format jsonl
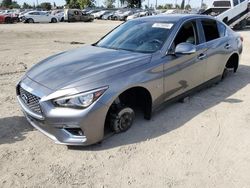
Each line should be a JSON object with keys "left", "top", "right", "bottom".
{"left": 21, "top": 94, "right": 29, "bottom": 104}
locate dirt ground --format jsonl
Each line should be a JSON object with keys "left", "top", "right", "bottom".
{"left": 0, "top": 20, "right": 250, "bottom": 188}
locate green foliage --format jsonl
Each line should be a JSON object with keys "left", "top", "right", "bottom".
{"left": 123, "top": 0, "right": 142, "bottom": 8}
{"left": 104, "top": 0, "right": 115, "bottom": 8}
{"left": 22, "top": 2, "right": 32, "bottom": 9}
{"left": 68, "top": 0, "right": 80, "bottom": 8}
{"left": 9, "top": 1, "right": 20, "bottom": 8}
{"left": 65, "top": 0, "right": 95, "bottom": 9}
{"left": 1, "top": 0, "right": 21, "bottom": 8}
{"left": 40, "top": 2, "right": 52, "bottom": 10}
{"left": 77, "top": 0, "right": 95, "bottom": 8}
{"left": 157, "top": 3, "right": 173, "bottom": 10}
{"left": 1, "top": 0, "right": 12, "bottom": 7}
{"left": 175, "top": 4, "right": 180, "bottom": 9}
{"left": 185, "top": 4, "right": 191, "bottom": 10}
{"left": 180, "top": 0, "right": 185, "bottom": 9}
{"left": 164, "top": 3, "right": 173, "bottom": 9}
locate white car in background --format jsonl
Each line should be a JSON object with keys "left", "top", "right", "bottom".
{"left": 23, "top": 11, "right": 58, "bottom": 23}
{"left": 126, "top": 12, "right": 140, "bottom": 21}
{"left": 55, "top": 11, "right": 64, "bottom": 22}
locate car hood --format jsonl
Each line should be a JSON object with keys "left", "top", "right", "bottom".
{"left": 26, "top": 45, "right": 151, "bottom": 90}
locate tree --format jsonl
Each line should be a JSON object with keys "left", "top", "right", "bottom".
{"left": 53, "top": 2, "right": 56, "bottom": 7}
{"left": 68, "top": 0, "right": 80, "bottom": 8}
{"left": 164, "top": 3, "right": 173, "bottom": 9}
{"left": 185, "top": 4, "right": 191, "bottom": 10}
{"left": 157, "top": 5, "right": 163, "bottom": 9}
{"left": 22, "top": 2, "right": 32, "bottom": 9}
{"left": 122, "top": 0, "right": 142, "bottom": 8}
{"left": 180, "top": 0, "right": 185, "bottom": 9}
{"left": 104, "top": 0, "right": 115, "bottom": 8}
{"left": 40, "top": 2, "right": 52, "bottom": 10}
{"left": 175, "top": 4, "right": 180, "bottom": 9}
{"left": 9, "top": 1, "right": 20, "bottom": 8}
{"left": 77, "top": 0, "right": 95, "bottom": 8}
{"left": 1, "top": 0, "right": 12, "bottom": 7}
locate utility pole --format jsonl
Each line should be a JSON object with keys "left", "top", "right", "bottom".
{"left": 155, "top": 0, "right": 157, "bottom": 9}
{"left": 201, "top": 0, "right": 204, "bottom": 8}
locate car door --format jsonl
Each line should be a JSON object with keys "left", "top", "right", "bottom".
{"left": 199, "top": 19, "right": 233, "bottom": 81}
{"left": 163, "top": 19, "right": 207, "bottom": 101}
{"left": 30, "top": 12, "right": 39, "bottom": 22}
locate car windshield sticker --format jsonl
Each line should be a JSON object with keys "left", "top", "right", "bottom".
{"left": 152, "top": 23, "right": 174, "bottom": 29}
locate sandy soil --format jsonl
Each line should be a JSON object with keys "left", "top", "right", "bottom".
{"left": 0, "top": 20, "right": 250, "bottom": 188}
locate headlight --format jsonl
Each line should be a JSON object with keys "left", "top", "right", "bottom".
{"left": 54, "top": 86, "right": 108, "bottom": 109}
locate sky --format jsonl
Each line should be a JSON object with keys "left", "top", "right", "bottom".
{"left": 14, "top": 0, "right": 212, "bottom": 8}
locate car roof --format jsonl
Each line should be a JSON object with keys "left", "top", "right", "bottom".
{"left": 136, "top": 14, "right": 215, "bottom": 22}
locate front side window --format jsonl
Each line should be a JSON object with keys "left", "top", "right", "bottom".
{"left": 201, "top": 19, "right": 220, "bottom": 42}
{"left": 96, "top": 21, "right": 174, "bottom": 53}
{"left": 169, "top": 21, "right": 198, "bottom": 52}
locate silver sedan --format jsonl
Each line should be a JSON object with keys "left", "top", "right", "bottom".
{"left": 16, "top": 14, "right": 243, "bottom": 145}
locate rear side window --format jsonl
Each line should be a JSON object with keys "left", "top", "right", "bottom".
{"left": 233, "top": 0, "right": 239, "bottom": 6}
{"left": 201, "top": 20, "right": 220, "bottom": 42}
{"left": 217, "top": 22, "right": 227, "bottom": 37}
{"left": 213, "top": 1, "right": 231, "bottom": 7}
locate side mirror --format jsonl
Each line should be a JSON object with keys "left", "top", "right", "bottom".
{"left": 175, "top": 42, "right": 196, "bottom": 55}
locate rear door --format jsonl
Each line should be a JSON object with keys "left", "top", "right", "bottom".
{"left": 199, "top": 19, "right": 233, "bottom": 81}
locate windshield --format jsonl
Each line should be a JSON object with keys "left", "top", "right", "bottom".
{"left": 96, "top": 20, "right": 174, "bottom": 53}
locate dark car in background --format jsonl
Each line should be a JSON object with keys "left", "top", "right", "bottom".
{"left": 17, "top": 15, "right": 243, "bottom": 146}
{"left": 64, "top": 9, "right": 94, "bottom": 22}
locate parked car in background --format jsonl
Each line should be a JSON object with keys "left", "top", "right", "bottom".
{"left": 91, "top": 10, "right": 107, "bottom": 19}
{"left": 23, "top": 11, "right": 58, "bottom": 23}
{"left": 0, "top": 13, "right": 17, "bottom": 23}
{"left": 16, "top": 14, "right": 242, "bottom": 146}
{"left": 64, "top": 9, "right": 94, "bottom": 22}
{"left": 126, "top": 12, "right": 140, "bottom": 21}
{"left": 55, "top": 11, "right": 64, "bottom": 22}
{"left": 102, "top": 11, "right": 115, "bottom": 20}
{"left": 117, "top": 10, "right": 134, "bottom": 21}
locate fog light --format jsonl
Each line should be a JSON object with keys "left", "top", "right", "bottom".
{"left": 64, "top": 128, "right": 84, "bottom": 136}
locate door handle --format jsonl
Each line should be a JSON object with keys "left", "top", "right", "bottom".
{"left": 198, "top": 53, "right": 206, "bottom": 60}
{"left": 225, "top": 44, "right": 231, "bottom": 49}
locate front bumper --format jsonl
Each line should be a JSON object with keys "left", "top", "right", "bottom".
{"left": 17, "top": 78, "right": 109, "bottom": 146}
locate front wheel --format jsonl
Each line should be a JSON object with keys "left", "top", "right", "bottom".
{"left": 27, "top": 18, "right": 34, "bottom": 23}
{"left": 51, "top": 18, "right": 57, "bottom": 23}
{"left": 110, "top": 107, "right": 135, "bottom": 133}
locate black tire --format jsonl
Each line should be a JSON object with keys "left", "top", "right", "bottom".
{"left": 110, "top": 107, "right": 135, "bottom": 133}
{"left": 28, "top": 18, "right": 34, "bottom": 23}
{"left": 60, "top": 17, "right": 64, "bottom": 22}
{"left": 51, "top": 18, "right": 57, "bottom": 23}
{"left": 5, "top": 17, "right": 12, "bottom": 24}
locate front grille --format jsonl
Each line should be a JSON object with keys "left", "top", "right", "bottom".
{"left": 18, "top": 86, "right": 42, "bottom": 115}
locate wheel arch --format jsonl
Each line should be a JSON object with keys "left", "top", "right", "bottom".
{"left": 104, "top": 86, "right": 153, "bottom": 133}
{"left": 225, "top": 52, "right": 239, "bottom": 72}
